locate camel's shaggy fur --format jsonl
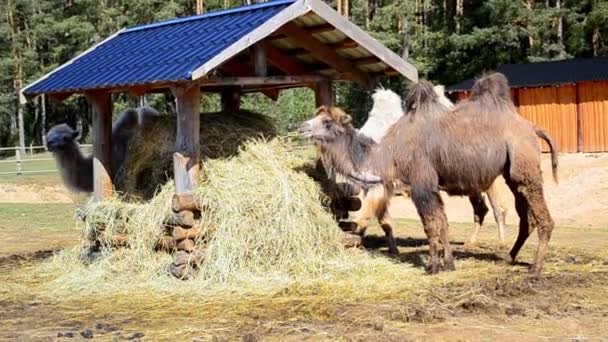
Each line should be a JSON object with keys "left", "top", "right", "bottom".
{"left": 299, "top": 73, "right": 558, "bottom": 275}
{"left": 334, "top": 87, "right": 508, "bottom": 250}
{"left": 358, "top": 88, "right": 405, "bottom": 143}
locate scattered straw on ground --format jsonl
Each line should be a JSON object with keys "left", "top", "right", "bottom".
{"left": 25, "top": 139, "right": 427, "bottom": 302}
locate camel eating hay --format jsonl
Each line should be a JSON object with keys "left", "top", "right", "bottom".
{"left": 47, "top": 109, "right": 277, "bottom": 200}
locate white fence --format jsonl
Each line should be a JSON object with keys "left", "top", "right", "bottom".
{"left": 0, "top": 144, "right": 92, "bottom": 176}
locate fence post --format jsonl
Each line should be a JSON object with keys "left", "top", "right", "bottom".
{"left": 15, "top": 148, "right": 22, "bottom": 175}
{"left": 29, "top": 143, "right": 33, "bottom": 156}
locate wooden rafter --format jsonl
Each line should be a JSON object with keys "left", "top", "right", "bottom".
{"left": 200, "top": 75, "right": 327, "bottom": 87}
{"left": 284, "top": 38, "right": 358, "bottom": 56}
{"left": 268, "top": 23, "right": 336, "bottom": 40}
{"left": 277, "top": 22, "right": 370, "bottom": 86}
{"left": 265, "top": 44, "right": 311, "bottom": 74}
{"left": 312, "top": 56, "right": 383, "bottom": 73}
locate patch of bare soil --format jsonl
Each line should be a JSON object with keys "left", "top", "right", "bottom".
{"left": 390, "top": 153, "right": 608, "bottom": 228}
{"left": 0, "top": 183, "right": 77, "bottom": 203}
{"left": 1, "top": 222, "right": 607, "bottom": 341}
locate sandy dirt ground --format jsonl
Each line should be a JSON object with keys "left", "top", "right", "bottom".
{"left": 0, "top": 153, "right": 607, "bottom": 340}
{"left": 390, "top": 153, "right": 608, "bottom": 228}
{"left": 0, "top": 183, "right": 75, "bottom": 203}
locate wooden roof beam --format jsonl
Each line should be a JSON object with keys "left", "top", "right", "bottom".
{"left": 265, "top": 45, "right": 311, "bottom": 75}
{"left": 220, "top": 59, "right": 279, "bottom": 100}
{"left": 283, "top": 38, "right": 358, "bottom": 56}
{"left": 200, "top": 75, "right": 327, "bottom": 87}
{"left": 268, "top": 23, "right": 336, "bottom": 41}
{"left": 276, "top": 22, "right": 370, "bottom": 87}
{"left": 312, "top": 56, "right": 384, "bottom": 73}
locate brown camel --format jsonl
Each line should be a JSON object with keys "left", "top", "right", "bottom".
{"left": 299, "top": 73, "right": 558, "bottom": 275}
{"left": 338, "top": 87, "right": 509, "bottom": 250}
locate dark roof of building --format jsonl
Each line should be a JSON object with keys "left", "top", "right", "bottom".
{"left": 23, "top": 0, "right": 418, "bottom": 98}
{"left": 447, "top": 58, "right": 608, "bottom": 92}
{"left": 24, "top": 0, "right": 294, "bottom": 95}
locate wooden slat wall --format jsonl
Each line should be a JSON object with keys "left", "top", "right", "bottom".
{"left": 578, "top": 81, "right": 608, "bottom": 152}
{"left": 517, "top": 86, "right": 578, "bottom": 153}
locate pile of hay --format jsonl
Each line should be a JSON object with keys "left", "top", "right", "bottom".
{"left": 114, "top": 110, "right": 277, "bottom": 199}
{"left": 39, "top": 138, "right": 424, "bottom": 300}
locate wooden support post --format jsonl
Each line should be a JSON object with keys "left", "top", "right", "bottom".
{"left": 315, "top": 80, "right": 334, "bottom": 107}
{"left": 252, "top": 41, "right": 267, "bottom": 77}
{"left": 221, "top": 88, "right": 241, "bottom": 113}
{"left": 170, "top": 83, "right": 201, "bottom": 280}
{"left": 172, "top": 84, "right": 201, "bottom": 194}
{"left": 86, "top": 92, "right": 113, "bottom": 201}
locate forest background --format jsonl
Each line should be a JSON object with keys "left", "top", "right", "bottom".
{"left": 1, "top": 0, "right": 607, "bottom": 149}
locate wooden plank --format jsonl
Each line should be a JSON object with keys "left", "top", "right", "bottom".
{"left": 579, "top": 81, "right": 608, "bottom": 152}
{"left": 308, "top": 0, "right": 418, "bottom": 82}
{"left": 268, "top": 22, "right": 336, "bottom": 40}
{"left": 86, "top": 91, "right": 113, "bottom": 201}
{"left": 171, "top": 84, "right": 201, "bottom": 194}
{"left": 277, "top": 22, "right": 370, "bottom": 87}
{"left": 518, "top": 86, "right": 577, "bottom": 153}
{"left": 191, "top": 0, "right": 310, "bottom": 80}
{"left": 221, "top": 59, "right": 280, "bottom": 100}
{"left": 576, "top": 83, "right": 583, "bottom": 152}
{"left": 200, "top": 75, "right": 326, "bottom": 87}
{"left": 283, "top": 38, "right": 358, "bottom": 56}
{"left": 315, "top": 80, "right": 333, "bottom": 107}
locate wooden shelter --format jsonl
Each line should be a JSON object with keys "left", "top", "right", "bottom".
{"left": 21, "top": 0, "right": 418, "bottom": 278}
{"left": 448, "top": 58, "right": 608, "bottom": 153}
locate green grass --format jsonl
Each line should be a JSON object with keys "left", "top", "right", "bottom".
{"left": 0, "top": 203, "right": 81, "bottom": 256}
{"left": 0, "top": 151, "right": 65, "bottom": 185}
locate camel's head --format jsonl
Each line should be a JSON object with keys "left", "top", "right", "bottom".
{"left": 298, "top": 106, "right": 353, "bottom": 142}
{"left": 46, "top": 124, "right": 79, "bottom": 152}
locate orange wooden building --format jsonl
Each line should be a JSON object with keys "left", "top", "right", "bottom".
{"left": 447, "top": 58, "right": 608, "bottom": 153}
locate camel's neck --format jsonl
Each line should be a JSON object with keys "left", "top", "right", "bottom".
{"left": 53, "top": 143, "right": 94, "bottom": 193}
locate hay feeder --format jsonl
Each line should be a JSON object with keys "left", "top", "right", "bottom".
{"left": 21, "top": 0, "right": 418, "bottom": 279}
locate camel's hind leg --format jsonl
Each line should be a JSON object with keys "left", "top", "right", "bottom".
{"left": 505, "top": 151, "right": 554, "bottom": 275}
{"left": 466, "top": 193, "right": 489, "bottom": 246}
{"left": 411, "top": 188, "right": 454, "bottom": 273}
{"left": 486, "top": 183, "right": 507, "bottom": 245}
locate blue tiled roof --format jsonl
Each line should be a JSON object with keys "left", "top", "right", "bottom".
{"left": 24, "top": 0, "right": 296, "bottom": 95}
{"left": 447, "top": 58, "right": 608, "bottom": 92}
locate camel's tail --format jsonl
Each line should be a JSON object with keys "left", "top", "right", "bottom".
{"left": 535, "top": 127, "right": 559, "bottom": 184}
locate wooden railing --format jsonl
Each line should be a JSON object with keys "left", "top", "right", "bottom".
{"left": 0, "top": 144, "right": 92, "bottom": 175}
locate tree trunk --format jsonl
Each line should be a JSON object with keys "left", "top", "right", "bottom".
{"left": 399, "top": 9, "right": 409, "bottom": 59}
{"left": 526, "top": 0, "right": 534, "bottom": 50}
{"left": 456, "top": 0, "right": 463, "bottom": 34}
{"left": 7, "top": 0, "right": 26, "bottom": 153}
{"left": 593, "top": 27, "right": 601, "bottom": 56}
{"left": 344, "top": 0, "right": 349, "bottom": 18}
{"left": 41, "top": 95, "right": 47, "bottom": 148}
{"left": 556, "top": 0, "right": 563, "bottom": 50}
{"left": 196, "top": 0, "right": 204, "bottom": 14}
{"left": 366, "top": 0, "right": 377, "bottom": 29}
